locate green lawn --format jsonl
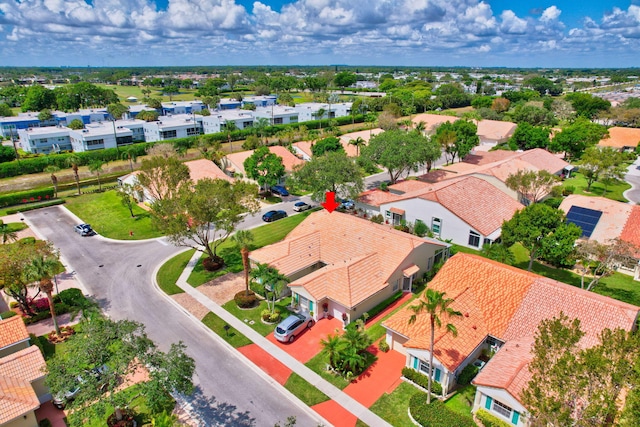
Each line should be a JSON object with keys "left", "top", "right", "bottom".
{"left": 187, "top": 208, "right": 320, "bottom": 287}
{"left": 365, "top": 295, "right": 419, "bottom": 342}
{"left": 222, "top": 297, "right": 293, "bottom": 336}
{"left": 305, "top": 351, "right": 351, "bottom": 389}
{"left": 284, "top": 373, "right": 330, "bottom": 407}
{"left": 561, "top": 172, "right": 630, "bottom": 203}
{"left": 156, "top": 249, "right": 194, "bottom": 295}
{"left": 95, "top": 84, "right": 200, "bottom": 104}
{"left": 444, "top": 385, "right": 476, "bottom": 418}
{"left": 4, "top": 221, "right": 27, "bottom": 232}
{"left": 368, "top": 382, "right": 420, "bottom": 427}
{"left": 64, "top": 190, "right": 163, "bottom": 240}
{"left": 201, "top": 311, "right": 252, "bottom": 348}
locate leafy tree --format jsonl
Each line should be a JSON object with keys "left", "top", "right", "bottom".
{"left": 136, "top": 110, "right": 160, "bottom": 122}
{"left": 120, "top": 146, "right": 139, "bottom": 173}
{"left": 232, "top": 230, "right": 254, "bottom": 297}
{"left": 25, "top": 249, "right": 61, "bottom": 334}
{"left": 0, "top": 146, "right": 16, "bottom": 163}
{"left": 566, "top": 92, "right": 611, "bottom": 118}
{"left": 46, "top": 316, "right": 195, "bottom": 427}
{"left": 574, "top": 238, "right": 638, "bottom": 291}
{"left": 508, "top": 123, "right": 551, "bottom": 150}
{"left": 0, "top": 102, "right": 14, "bottom": 117}
{"left": 408, "top": 289, "right": 462, "bottom": 403}
{"left": 88, "top": 159, "right": 104, "bottom": 191}
{"left": 44, "top": 165, "right": 60, "bottom": 198}
{"left": 377, "top": 111, "right": 398, "bottom": 130}
{"left": 243, "top": 146, "right": 286, "bottom": 193}
{"left": 136, "top": 156, "right": 191, "bottom": 202}
{"left": 146, "top": 98, "right": 162, "bottom": 110}
{"left": 311, "top": 136, "right": 344, "bottom": 157}
{"left": 549, "top": 117, "right": 608, "bottom": 160}
{"left": 163, "top": 85, "right": 179, "bottom": 101}
{"left": 501, "top": 203, "right": 580, "bottom": 271}
{"left": 522, "top": 314, "right": 640, "bottom": 427}
{"left": 67, "top": 119, "right": 84, "bottom": 130}
{"left": 579, "top": 146, "right": 624, "bottom": 192}
{"left": 107, "top": 103, "right": 128, "bottom": 120}
{"left": 117, "top": 183, "right": 137, "bottom": 218}
{"left": 0, "top": 220, "right": 18, "bottom": 245}
{"left": 491, "top": 97, "right": 510, "bottom": 113}
{"left": 524, "top": 76, "right": 563, "bottom": 96}
{"left": 66, "top": 154, "right": 82, "bottom": 195}
{"left": 471, "top": 96, "right": 493, "bottom": 109}
{"left": 289, "top": 151, "right": 364, "bottom": 202}
{"left": 224, "top": 120, "right": 238, "bottom": 152}
{"left": 21, "top": 85, "right": 56, "bottom": 112}
{"left": 38, "top": 109, "right": 53, "bottom": 122}
{"left": 511, "top": 104, "right": 557, "bottom": 126}
{"left": 242, "top": 135, "right": 262, "bottom": 150}
{"left": 361, "top": 129, "right": 440, "bottom": 183}
{"left": 433, "top": 120, "right": 479, "bottom": 163}
{"left": 505, "top": 170, "right": 559, "bottom": 204}
{"left": 334, "top": 71, "right": 357, "bottom": 92}
{"left": 481, "top": 243, "right": 516, "bottom": 265}
{"left": 152, "top": 178, "right": 259, "bottom": 263}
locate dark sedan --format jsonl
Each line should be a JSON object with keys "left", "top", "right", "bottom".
{"left": 262, "top": 210, "right": 288, "bottom": 222}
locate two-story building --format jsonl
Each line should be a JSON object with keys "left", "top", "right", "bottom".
{"left": 18, "top": 126, "right": 72, "bottom": 154}
{"left": 142, "top": 114, "right": 202, "bottom": 142}
{"left": 294, "top": 102, "right": 352, "bottom": 121}
{"left": 69, "top": 121, "right": 134, "bottom": 152}
{"left": 253, "top": 105, "right": 299, "bottom": 126}
{"left": 201, "top": 110, "right": 254, "bottom": 135}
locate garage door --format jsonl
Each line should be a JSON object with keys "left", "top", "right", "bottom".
{"left": 391, "top": 332, "right": 408, "bottom": 355}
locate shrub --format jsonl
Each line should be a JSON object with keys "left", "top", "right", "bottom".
{"left": 39, "top": 419, "right": 52, "bottom": 427}
{"left": 562, "top": 185, "right": 575, "bottom": 196}
{"left": 269, "top": 310, "right": 281, "bottom": 323}
{"left": 6, "top": 199, "right": 64, "bottom": 214}
{"left": 379, "top": 182, "right": 388, "bottom": 191}
{"left": 378, "top": 340, "right": 390, "bottom": 352}
{"left": 22, "top": 302, "right": 71, "bottom": 324}
{"left": 32, "top": 298, "right": 50, "bottom": 312}
{"left": 1, "top": 310, "right": 17, "bottom": 319}
{"left": 414, "top": 219, "right": 430, "bottom": 237}
{"left": 261, "top": 309, "right": 271, "bottom": 321}
{"left": 409, "top": 394, "right": 476, "bottom": 427}
{"left": 476, "top": 409, "right": 513, "bottom": 427}
{"left": 234, "top": 290, "right": 257, "bottom": 308}
{"left": 402, "top": 367, "right": 443, "bottom": 395}
{"left": 0, "top": 188, "right": 55, "bottom": 208}
{"left": 59, "top": 288, "right": 90, "bottom": 308}
{"left": 29, "top": 333, "right": 45, "bottom": 355}
{"left": 457, "top": 364, "right": 480, "bottom": 386}
{"left": 369, "top": 214, "right": 384, "bottom": 224}
{"left": 360, "top": 291, "right": 402, "bottom": 321}
{"left": 542, "top": 197, "right": 563, "bottom": 209}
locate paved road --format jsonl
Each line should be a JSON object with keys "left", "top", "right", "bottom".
{"left": 624, "top": 156, "right": 640, "bottom": 204}
{"left": 24, "top": 206, "right": 318, "bottom": 427}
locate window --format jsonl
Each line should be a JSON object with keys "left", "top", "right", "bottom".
{"left": 290, "top": 116, "right": 298, "bottom": 123}
{"left": 160, "top": 130, "right": 177, "bottom": 139}
{"left": 86, "top": 139, "right": 104, "bottom": 147}
{"left": 468, "top": 230, "right": 481, "bottom": 247}
{"left": 273, "top": 117, "right": 283, "bottom": 124}
{"left": 483, "top": 238, "right": 492, "bottom": 246}
{"left": 392, "top": 279, "right": 399, "bottom": 291}
{"left": 419, "top": 360, "right": 431, "bottom": 375}
{"left": 243, "top": 121, "right": 253, "bottom": 128}
{"left": 432, "top": 218, "right": 441, "bottom": 236}
{"left": 492, "top": 400, "right": 513, "bottom": 419}
{"left": 186, "top": 127, "right": 199, "bottom": 136}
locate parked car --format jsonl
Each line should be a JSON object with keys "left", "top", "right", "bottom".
{"left": 262, "top": 210, "right": 288, "bottom": 222}
{"left": 274, "top": 313, "right": 314, "bottom": 343}
{"left": 52, "top": 376, "right": 83, "bottom": 409}
{"left": 74, "top": 224, "right": 95, "bottom": 236}
{"left": 293, "top": 201, "right": 312, "bottom": 212}
{"left": 270, "top": 185, "right": 290, "bottom": 197}
{"left": 339, "top": 199, "right": 355, "bottom": 210}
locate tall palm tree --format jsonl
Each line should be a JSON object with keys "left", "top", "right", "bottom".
{"left": 232, "top": 230, "right": 254, "bottom": 296}
{"left": 44, "top": 165, "right": 60, "bottom": 198}
{"left": 25, "top": 253, "right": 61, "bottom": 335}
{"left": 121, "top": 147, "right": 138, "bottom": 172}
{"left": 408, "top": 288, "right": 462, "bottom": 404}
{"left": 348, "top": 137, "right": 366, "bottom": 157}
{"left": 225, "top": 120, "right": 238, "bottom": 153}
{"left": 0, "top": 220, "right": 18, "bottom": 244}
{"left": 66, "top": 154, "right": 82, "bottom": 196}
{"left": 315, "top": 108, "right": 326, "bottom": 130}
{"left": 320, "top": 334, "right": 344, "bottom": 369}
{"left": 88, "top": 159, "right": 104, "bottom": 191}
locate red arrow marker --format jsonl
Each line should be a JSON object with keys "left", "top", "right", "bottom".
{"left": 321, "top": 191, "right": 340, "bottom": 213}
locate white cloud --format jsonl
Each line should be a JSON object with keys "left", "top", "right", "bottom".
{"left": 540, "top": 6, "right": 561, "bottom": 23}
{"left": 499, "top": 10, "right": 527, "bottom": 34}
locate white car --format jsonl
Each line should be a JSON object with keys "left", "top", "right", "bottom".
{"left": 293, "top": 202, "right": 312, "bottom": 212}
{"left": 74, "top": 224, "right": 94, "bottom": 236}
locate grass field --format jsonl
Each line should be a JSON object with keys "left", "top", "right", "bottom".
{"left": 368, "top": 382, "right": 420, "bottom": 427}
{"left": 444, "top": 385, "right": 476, "bottom": 418}
{"left": 222, "top": 297, "right": 293, "bottom": 336}
{"left": 156, "top": 249, "right": 194, "bottom": 295}
{"left": 201, "top": 311, "right": 252, "bottom": 348}
{"left": 64, "top": 189, "right": 163, "bottom": 240}
{"left": 284, "top": 373, "right": 330, "bottom": 407}
{"left": 561, "top": 172, "right": 630, "bottom": 202}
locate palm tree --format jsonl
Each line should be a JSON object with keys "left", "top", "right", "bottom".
{"left": 232, "top": 230, "right": 254, "bottom": 297}
{"left": 320, "top": 334, "right": 344, "bottom": 369}
{"left": 408, "top": 288, "right": 462, "bottom": 404}
{"left": 415, "top": 121, "right": 427, "bottom": 134}
{"left": 254, "top": 117, "right": 270, "bottom": 144}
{"left": 348, "top": 137, "right": 366, "bottom": 157}
{"left": 121, "top": 147, "right": 138, "bottom": 172}
{"left": 225, "top": 120, "right": 238, "bottom": 153}
{"left": 0, "top": 220, "right": 18, "bottom": 244}
{"left": 44, "top": 165, "right": 60, "bottom": 198}
{"left": 88, "top": 160, "right": 104, "bottom": 191}
{"left": 25, "top": 253, "right": 61, "bottom": 335}
{"left": 66, "top": 154, "right": 82, "bottom": 196}
{"left": 314, "top": 108, "right": 326, "bottom": 130}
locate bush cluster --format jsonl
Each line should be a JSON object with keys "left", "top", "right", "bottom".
{"left": 59, "top": 288, "right": 92, "bottom": 309}
{"left": 457, "top": 364, "right": 480, "bottom": 386}
{"left": 402, "top": 366, "right": 443, "bottom": 395}
{"left": 378, "top": 340, "right": 390, "bottom": 353}
{"left": 0, "top": 310, "right": 17, "bottom": 319}
{"left": 234, "top": 290, "right": 257, "bottom": 308}
{"left": 0, "top": 188, "right": 55, "bottom": 208}
{"left": 6, "top": 199, "right": 64, "bottom": 214}
{"left": 476, "top": 409, "right": 513, "bottom": 427}
{"left": 38, "top": 419, "right": 52, "bottom": 427}
{"left": 369, "top": 214, "right": 384, "bottom": 224}
{"left": 409, "top": 394, "right": 476, "bottom": 427}
{"left": 23, "top": 302, "right": 71, "bottom": 324}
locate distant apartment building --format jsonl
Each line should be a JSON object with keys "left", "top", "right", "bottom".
{"left": 142, "top": 114, "right": 201, "bottom": 142}
{"left": 253, "top": 105, "right": 299, "bottom": 125}
{"left": 18, "top": 126, "right": 71, "bottom": 154}
{"left": 201, "top": 110, "right": 254, "bottom": 134}
{"left": 0, "top": 113, "right": 43, "bottom": 138}
{"left": 294, "top": 102, "right": 352, "bottom": 121}
{"left": 242, "top": 95, "right": 277, "bottom": 108}
{"left": 69, "top": 121, "right": 134, "bottom": 152}
{"left": 218, "top": 98, "right": 242, "bottom": 110}
{"left": 161, "top": 101, "right": 204, "bottom": 116}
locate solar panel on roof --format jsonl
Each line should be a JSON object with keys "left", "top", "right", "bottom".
{"left": 566, "top": 206, "right": 603, "bottom": 238}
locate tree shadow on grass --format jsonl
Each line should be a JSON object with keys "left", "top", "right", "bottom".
{"left": 176, "top": 387, "right": 255, "bottom": 426}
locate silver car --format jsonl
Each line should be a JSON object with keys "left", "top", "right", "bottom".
{"left": 274, "top": 313, "right": 314, "bottom": 343}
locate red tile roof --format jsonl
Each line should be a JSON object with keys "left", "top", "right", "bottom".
{"left": 249, "top": 210, "right": 446, "bottom": 308}
{"left": 225, "top": 146, "right": 305, "bottom": 175}
{"left": 0, "top": 346, "right": 46, "bottom": 424}
{"left": 185, "top": 159, "right": 233, "bottom": 183}
{"left": 0, "top": 317, "right": 29, "bottom": 351}
{"left": 474, "top": 120, "right": 517, "bottom": 142}
{"left": 621, "top": 206, "right": 640, "bottom": 252}
{"left": 411, "top": 114, "right": 459, "bottom": 133}
{"left": 598, "top": 127, "right": 640, "bottom": 149}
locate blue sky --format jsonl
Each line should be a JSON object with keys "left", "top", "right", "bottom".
{"left": 0, "top": 0, "right": 639, "bottom": 68}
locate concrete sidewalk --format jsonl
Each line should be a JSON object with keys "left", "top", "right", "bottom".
{"left": 173, "top": 250, "right": 392, "bottom": 427}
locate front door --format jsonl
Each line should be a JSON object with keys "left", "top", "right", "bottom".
{"left": 403, "top": 276, "right": 412, "bottom": 292}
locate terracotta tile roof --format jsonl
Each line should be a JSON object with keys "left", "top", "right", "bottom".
{"left": 621, "top": 205, "right": 640, "bottom": 250}
{"left": 516, "top": 149, "right": 569, "bottom": 174}
{"left": 598, "top": 127, "right": 640, "bottom": 148}
{"left": 417, "top": 169, "right": 460, "bottom": 183}
{"left": 462, "top": 150, "right": 516, "bottom": 166}
{"left": 388, "top": 180, "right": 432, "bottom": 194}
{"left": 559, "top": 195, "right": 632, "bottom": 244}
{"left": 411, "top": 113, "right": 459, "bottom": 133}
{"left": 225, "top": 146, "right": 305, "bottom": 175}
{"left": 0, "top": 346, "right": 46, "bottom": 424}
{"left": 358, "top": 189, "right": 401, "bottom": 207}
{"left": 250, "top": 210, "right": 446, "bottom": 309}
{"left": 474, "top": 120, "right": 517, "bottom": 142}
{"left": 292, "top": 140, "right": 313, "bottom": 158}
{"left": 0, "top": 317, "right": 29, "bottom": 351}
{"left": 185, "top": 159, "right": 233, "bottom": 183}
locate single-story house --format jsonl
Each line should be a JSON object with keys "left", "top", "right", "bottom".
{"left": 249, "top": 210, "right": 450, "bottom": 323}
{"left": 474, "top": 119, "right": 517, "bottom": 146}
{"left": 411, "top": 113, "right": 459, "bottom": 134}
{"left": 292, "top": 129, "right": 384, "bottom": 160}
{"left": 118, "top": 158, "right": 232, "bottom": 204}
{"left": 224, "top": 146, "right": 305, "bottom": 182}
{"left": 0, "top": 316, "right": 50, "bottom": 427}
{"left": 358, "top": 176, "right": 523, "bottom": 249}
{"left": 383, "top": 253, "right": 639, "bottom": 426}
{"left": 597, "top": 126, "right": 640, "bottom": 152}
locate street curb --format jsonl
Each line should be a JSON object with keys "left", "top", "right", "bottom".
{"left": 151, "top": 252, "right": 331, "bottom": 427}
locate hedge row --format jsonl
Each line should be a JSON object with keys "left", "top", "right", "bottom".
{"left": 402, "top": 366, "right": 443, "bottom": 395}
{"left": 6, "top": 199, "right": 64, "bottom": 214}
{"left": 0, "top": 142, "right": 151, "bottom": 178}
{"left": 0, "top": 188, "right": 55, "bottom": 208}
{"left": 476, "top": 409, "right": 513, "bottom": 427}
{"left": 409, "top": 394, "right": 476, "bottom": 427}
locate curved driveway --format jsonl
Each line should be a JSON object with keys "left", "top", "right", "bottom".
{"left": 24, "top": 206, "right": 318, "bottom": 427}
{"left": 624, "top": 156, "right": 640, "bottom": 204}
